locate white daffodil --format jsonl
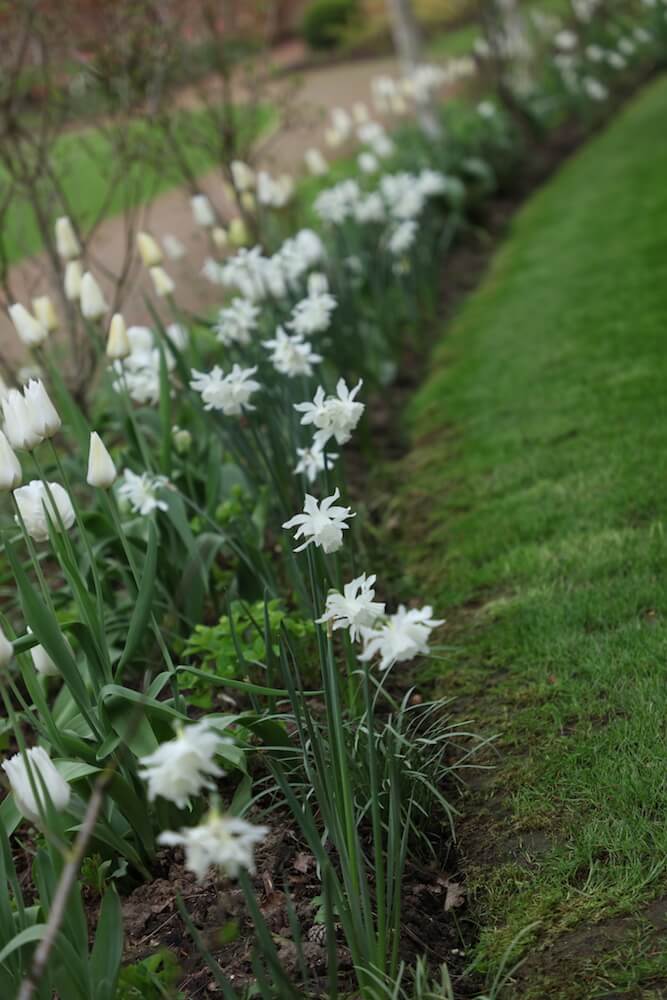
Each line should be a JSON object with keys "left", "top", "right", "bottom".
{"left": 317, "top": 573, "right": 385, "bottom": 641}
{"left": 215, "top": 298, "right": 260, "bottom": 347}
{"left": 159, "top": 810, "right": 269, "bottom": 881}
{"left": 388, "top": 220, "right": 418, "bottom": 256}
{"left": 288, "top": 292, "right": 337, "bottom": 337}
{"left": 294, "top": 443, "right": 338, "bottom": 484}
{"left": 190, "top": 365, "right": 260, "bottom": 416}
{"left": 263, "top": 328, "right": 322, "bottom": 378}
{"left": 360, "top": 605, "right": 444, "bottom": 671}
{"left": 283, "top": 488, "right": 354, "bottom": 554}
{"left": 2, "top": 747, "right": 71, "bottom": 823}
{"left": 294, "top": 378, "right": 364, "bottom": 449}
{"left": 13, "top": 481, "right": 75, "bottom": 542}
{"left": 304, "top": 147, "right": 328, "bottom": 176}
{"left": 139, "top": 719, "right": 230, "bottom": 809}
{"left": 117, "top": 469, "right": 169, "bottom": 516}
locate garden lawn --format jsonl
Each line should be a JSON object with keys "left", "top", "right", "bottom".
{"left": 1, "top": 103, "right": 272, "bottom": 267}
{"left": 398, "top": 75, "right": 667, "bottom": 998}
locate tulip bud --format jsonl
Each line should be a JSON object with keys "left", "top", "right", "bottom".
{"left": 23, "top": 380, "right": 61, "bottom": 441}
{"left": 13, "top": 480, "right": 75, "bottom": 542}
{"left": 172, "top": 425, "right": 192, "bottom": 454}
{"left": 32, "top": 296, "right": 59, "bottom": 333}
{"left": 231, "top": 160, "right": 255, "bottom": 192}
{"left": 80, "top": 272, "right": 108, "bottom": 320}
{"left": 137, "top": 231, "right": 163, "bottom": 268}
{"left": 64, "top": 259, "right": 83, "bottom": 301}
{"left": 212, "top": 226, "right": 228, "bottom": 250}
{"left": 2, "top": 747, "right": 71, "bottom": 823}
{"left": 353, "top": 101, "right": 369, "bottom": 124}
{"left": 240, "top": 191, "right": 255, "bottom": 213}
{"left": 106, "top": 313, "right": 131, "bottom": 361}
{"left": 87, "top": 431, "right": 116, "bottom": 489}
{"left": 191, "top": 194, "right": 215, "bottom": 228}
{"left": 55, "top": 216, "right": 81, "bottom": 260}
{"left": 26, "top": 627, "right": 59, "bottom": 677}
{"left": 1, "top": 389, "right": 41, "bottom": 451}
{"left": 304, "top": 148, "right": 328, "bottom": 176}
{"left": 163, "top": 234, "right": 185, "bottom": 260}
{"left": 0, "top": 624, "right": 13, "bottom": 668}
{"left": 8, "top": 304, "right": 48, "bottom": 348}
{"left": 0, "top": 430, "right": 22, "bottom": 491}
{"left": 149, "top": 266, "right": 175, "bottom": 298}
{"left": 229, "top": 217, "right": 249, "bottom": 247}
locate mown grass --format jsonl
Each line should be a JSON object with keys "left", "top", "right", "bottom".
{"left": 1, "top": 103, "right": 273, "bottom": 267}
{"left": 396, "top": 75, "right": 667, "bottom": 998}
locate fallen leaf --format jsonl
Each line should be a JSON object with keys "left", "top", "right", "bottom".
{"left": 293, "top": 852, "right": 314, "bottom": 874}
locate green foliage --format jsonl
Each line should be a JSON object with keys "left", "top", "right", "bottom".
{"left": 301, "top": 0, "right": 358, "bottom": 50}
{"left": 180, "top": 600, "right": 316, "bottom": 706}
{"left": 116, "top": 950, "right": 183, "bottom": 999}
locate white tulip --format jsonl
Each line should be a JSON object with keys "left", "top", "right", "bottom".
{"left": 8, "top": 304, "right": 48, "bottom": 348}
{"left": 32, "top": 296, "right": 59, "bottom": 332}
{"left": 191, "top": 194, "right": 215, "bottom": 228}
{"left": 229, "top": 218, "right": 248, "bottom": 247}
{"left": 149, "top": 266, "right": 175, "bottom": 298}
{"left": 231, "top": 160, "right": 255, "bottom": 192}
{"left": 23, "top": 380, "right": 61, "bottom": 441}
{"left": 162, "top": 234, "right": 186, "bottom": 260}
{"left": 64, "top": 259, "right": 83, "bottom": 301}
{"left": 87, "top": 432, "right": 116, "bottom": 489}
{"left": 1, "top": 389, "right": 41, "bottom": 451}
{"left": 106, "top": 313, "right": 131, "bottom": 360}
{"left": 55, "top": 216, "right": 81, "bottom": 259}
{"left": 304, "top": 147, "right": 328, "bottom": 176}
{"left": 13, "top": 480, "right": 75, "bottom": 542}
{"left": 137, "top": 231, "right": 163, "bottom": 268}
{"left": 0, "top": 625, "right": 13, "bottom": 668}
{"left": 212, "top": 226, "right": 228, "bottom": 250}
{"left": 80, "top": 272, "right": 108, "bottom": 320}
{"left": 2, "top": 747, "right": 71, "bottom": 823}
{"left": 0, "top": 430, "right": 22, "bottom": 491}
{"left": 27, "top": 627, "right": 59, "bottom": 677}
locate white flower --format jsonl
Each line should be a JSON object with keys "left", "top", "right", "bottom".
{"left": 585, "top": 43, "right": 605, "bottom": 62}
{"left": 139, "top": 720, "right": 229, "bottom": 808}
{"left": 294, "top": 443, "right": 338, "bottom": 484}
{"left": 55, "top": 216, "right": 81, "bottom": 260}
{"left": 172, "top": 425, "right": 192, "bottom": 453}
{"left": 2, "top": 747, "right": 71, "bottom": 823}
{"left": 307, "top": 272, "right": 328, "bottom": 296}
{"left": 358, "top": 151, "right": 379, "bottom": 174}
{"left": 9, "top": 304, "right": 48, "bottom": 348}
{"left": 80, "top": 272, "right": 108, "bottom": 320}
{"left": 360, "top": 605, "right": 444, "bottom": 671}
{"left": 87, "top": 432, "right": 116, "bottom": 489}
{"left": 215, "top": 298, "right": 260, "bottom": 347}
{"left": 583, "top": 76, "right": 608, "bottom": 101}
{"left": 2, "top": 389, "right": 41, "bottom": 451}
{"left": 212, "top": 226, "right": 228, "bottom": 249}
{"left": 137, "top": 231, "right": 163, "bottom": 267}
{"left": 477, "top": 100, "right": 496, "bottom": 119}
{"left": 388, "top": 220, "right": 418, "bottom": 256}
{"left": 163, "top": 234, "right": 186, "bottom": 260}
{"left": 354, "top": 192, "right": 386, "bottom": 224}
{"left": 150, "top": 266, "right": 175, "bottom": 298}
{"left": 64, "top": 259, "right": 83, "bottom": 301}
{"left": 304, "top": 147, "right": 328, "bottom": 176}
{"left": 231, "top": 160, "right": 256, "bottom": 192}
{"left": 314, "top": 180, "right": 362, "bottom": 225}
{"left": 117, "top": 469, "right": 169, "bottom": 516}
{"left": 0, "top": 625, "right": 13, "bottom": 668}
{"left": 190, "top": 365, "right": 260, "bottom": 416}
{"left": 380, "top": 173, "right": 425, "bottom": 221}
{"left": 263, "top": 328, "right": 322, "bottom": 378}
{"left": 555, "top": 29, "right": 578, "bottom": 50}
{"left": 13, "top": 481, "right": 75, "bottom": 542}
{"left": 317, "top": 573, "right": 385, "bottom": 641}
{"left": 283, "top": 488, "right": 354, "bottom": 554}
{"left": 0, "top": 430, "right": 22, "bottom": 491}
{"left": 26, "top": 626, "right": 63, "bottom": 677}
{"left": 23, "top": 379, "right": 61, "bottom": 441}
{"left": 191, "top": 193, "right": 216, "bottom": 228}
{"left": 608, "top": 51, "right": 626, "bottom": 70}
{"left": 32, "top": 296, "right": 58, "bottom": 332}
{"left": 288, "top": 292, "right": 337, "bottom": 337}
{"left": 294, "top": 378, "right": 364, "bottom": 448}
{"left": 257, "top": 171, "right": 293, "bottom": 208}
{"left": 416, "top": 169, "right": 450, "bottom": 198}
{"left": 159, "top": 811, "right": 268, "bottom": 881}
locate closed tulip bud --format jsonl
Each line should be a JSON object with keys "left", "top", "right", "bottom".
{"left": 106, "top": 313, "right": 131, "bottom": 360}
{"left": 64, "top": 259, "right": 83, "bottom": 301}
{"left": 32, "top": 296, "right": 59, "bottom": 333}
{"left": 231, "top": 160, "right": 255, "bottom": 192}
{"left": 1, "top": 389, "right": 41, "bottom": 451}
{"left": 353, "top": 101, "right": 369, "bottom": 124}
{"left": 2, "top": 747, "right": 71, "bottom": 823}
{"left": 55, "top": 216, "right": 81, "bottom": 260}
{"left": 229, "top": 217, "right": 249, "bottom": 247}
{"left": 240, "top": 191, "right": 256, "bottom": 213}
{"left": 26, "top": 627, "right": 59, "bottom": 677}
{"left": 191, "top": 194, "right": 215, "bottom": 228}
{"left": 137, "top": 231, "right": 163, "bottom": 268}
{"left": 149, "top": 266, "right": 175, "bottom": 298}
{"left": 163, "top": 234, "right": 185, "bottom": 261}
{"left": 8, "top": 304, "right": 48, "bottom": 348}
{"left": 0, "top": 430, "right": 22, "bottom": 491}
{"left": 87, "top": 431, "right": 116, "bottom": 489}
{"left": 0, "top": 624, "right": 13, "bottom": 668}
{"left": 13, "top": 480, "right": 75, "bottom": 542}
{"left": 23, "top": 380, "right": 61, "bottom": 441}
{"left": 304, "top": 147, "right": 328, "bottom": 176}
{"left": 212, "top": 226, "right": 228, "bottom": 250}
{"left": 80, "top": 272, "right": 108, "bottom": 320}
